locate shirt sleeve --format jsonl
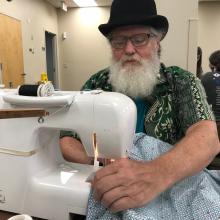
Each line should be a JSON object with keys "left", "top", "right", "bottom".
{"left": 167, "top": 66, "right": 215, "bottom": 133}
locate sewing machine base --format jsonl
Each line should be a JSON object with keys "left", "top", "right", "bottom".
{"left": 0, "top": 129, "right": 95, "bottom": 220}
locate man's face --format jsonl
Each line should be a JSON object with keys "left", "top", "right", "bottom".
{"left": 109, "top": 25, "right": 160, "bottom": 66}
{"left": 108, "top": 26, "right": 161, "bottom": 98}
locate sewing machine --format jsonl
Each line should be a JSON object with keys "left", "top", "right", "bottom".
{"left": 0, "top": 90, "right": 136, "bottom": 220}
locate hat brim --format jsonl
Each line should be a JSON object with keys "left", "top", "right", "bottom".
{"left": 98, "top": 15, "right": 169, "bottom": 40}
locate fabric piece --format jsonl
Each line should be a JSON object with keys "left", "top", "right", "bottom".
{"left": 59, "top": 130, "right": 81, "bottom": 141}
{"left": 134, "top": 98, "right": 149, "bottom": 133}
{"left": 86, "top": 133, "right": 220, "bottom": 220}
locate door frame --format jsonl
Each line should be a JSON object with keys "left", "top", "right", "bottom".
{"left": 45, "top": 30, "right": 59, "bottom": 89}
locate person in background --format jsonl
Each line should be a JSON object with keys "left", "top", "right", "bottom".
{"left": 60, "top": 0, "right": 220, "bottom": 212}
{"left": 197, "top": 46, "right": 203, "bottom": 79}
{"left": 201, "top": 50, "right": 220, "bottom": 123}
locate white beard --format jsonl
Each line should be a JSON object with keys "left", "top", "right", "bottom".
{"left": 109, "top": 52, "right": 160, "bottom": 98}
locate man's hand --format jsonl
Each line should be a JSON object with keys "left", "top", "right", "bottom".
{"left": 91, "top": 158, "right": 170, "bottom": 213}
{"left": 91, "top": 121, "right": 220, "bottom": 213}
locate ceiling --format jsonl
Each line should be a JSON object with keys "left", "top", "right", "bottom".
{"left": 46, "top": 0, "right": 220, "bottom": 9}
{"left": 45, "top": 0, "right": 113, "bottom": 8}
{"left": 45, "top": 0, "right": 220, "bottom": 10}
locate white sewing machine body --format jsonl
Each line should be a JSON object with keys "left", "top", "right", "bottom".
{"left": 0, "top": 90, "right": 136, "bottom": 220}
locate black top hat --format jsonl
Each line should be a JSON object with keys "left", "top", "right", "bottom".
{"left": 98, "top": 0, "right": 169, "bottom": 40}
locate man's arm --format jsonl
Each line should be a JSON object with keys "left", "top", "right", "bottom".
{"left": 59, "top": 136, "right": 92, "bottom": 164}
{"left": 92, "top": 120, "right": 220, "bottom": 212}
{"left": 157, "top": 120, "right": 219, "bottom": 180}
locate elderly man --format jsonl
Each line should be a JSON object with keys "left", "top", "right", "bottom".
{"left": 60, "top": 0, "right": 220, "bottom": 213}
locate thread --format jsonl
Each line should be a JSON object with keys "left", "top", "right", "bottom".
{"left": 18, "top": 84, "right": 39, "bottom": 96}
{"left": 18, "top": 82, "right": 54, "bottom": 97}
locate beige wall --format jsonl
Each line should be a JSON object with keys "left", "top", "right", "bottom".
{"left": 58, "top": 7, "right": 111, "bottom": 90}
{"left": 58, "top": 0, "right": 198, "bottom": 90}
{"left": 157, "top": 0, "right": 198, "bottom": 73}
{"left": 198, "top": 1, "right": 220, "bottom": 73}
{"left": 0, "top": 0, "right": 58, "bottom": 84}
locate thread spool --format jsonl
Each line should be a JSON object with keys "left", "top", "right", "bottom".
{"left": 18, "top": 82, "right": 54, "bottom": 97}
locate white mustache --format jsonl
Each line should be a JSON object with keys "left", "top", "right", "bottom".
{"left": 120, "top": 55, "right": 141, "bottom": 63}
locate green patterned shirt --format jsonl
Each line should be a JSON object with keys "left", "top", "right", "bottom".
{"left": 60, "top": 65, "right": 214, "bottom": 145}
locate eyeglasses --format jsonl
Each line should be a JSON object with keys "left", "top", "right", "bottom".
{"left": 109, "top": 33, "right": 157, "bottom": 50}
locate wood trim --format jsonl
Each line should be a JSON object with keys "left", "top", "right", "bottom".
{"left": 0, "top": 108, "right": 46, "bottom": 119}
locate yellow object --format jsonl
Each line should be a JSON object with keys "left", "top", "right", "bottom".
{"left": 41, "top": 72, "right": 48, "bottom": 83}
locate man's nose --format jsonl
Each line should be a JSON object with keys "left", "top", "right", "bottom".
{"left": 124, "top": 40, "right": 136, "bottom": 55}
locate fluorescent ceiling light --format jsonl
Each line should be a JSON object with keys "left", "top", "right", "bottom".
{"left": 73, "top": 0, "right": 97, "bottom": 7}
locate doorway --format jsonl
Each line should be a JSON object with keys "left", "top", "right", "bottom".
{"left": 0, "top": 13, "right": 24, "bottom": 88}
{"left": 45, "top": 31, "right": 58, "bottom": 89}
